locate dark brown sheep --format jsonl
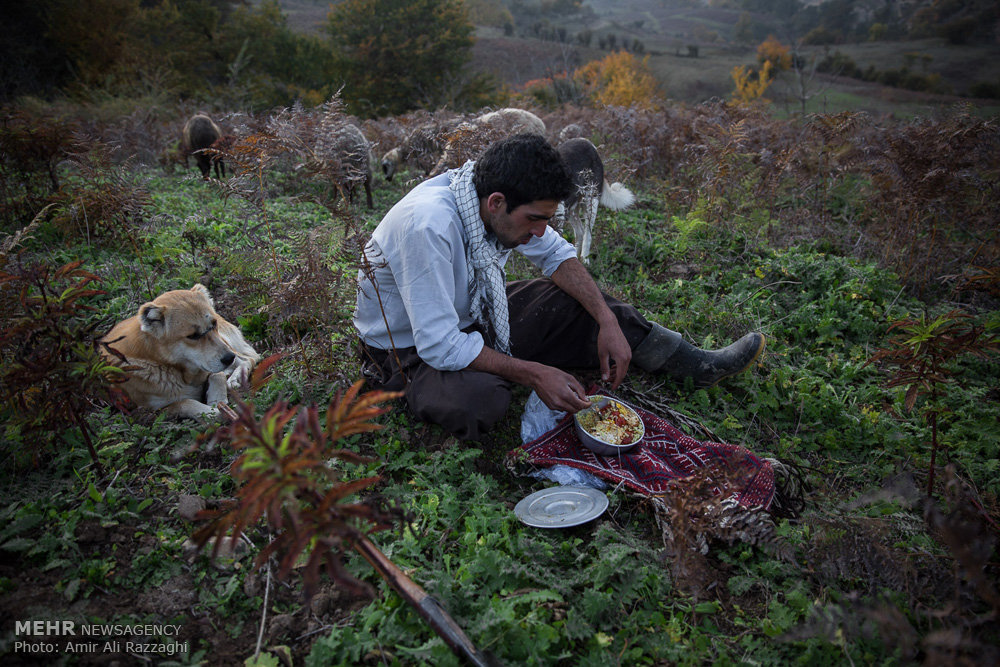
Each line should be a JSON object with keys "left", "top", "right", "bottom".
{"left": 182, "top": 114, "right": 225, "bottom": 179}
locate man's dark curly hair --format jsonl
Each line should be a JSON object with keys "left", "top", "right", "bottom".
{"left": 473, "top": 133, "right": 574, "bottom": 212}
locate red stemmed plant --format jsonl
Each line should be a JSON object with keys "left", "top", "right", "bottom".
{"left": 193, "top": 379, "right": 404, "bottom": 599}
{"left": 866, "top": 310, "right": 999, "bottom": 495}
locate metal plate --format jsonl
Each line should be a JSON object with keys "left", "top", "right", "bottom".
{"left": 513, "top": 486, "right": 609, "bottom": 528}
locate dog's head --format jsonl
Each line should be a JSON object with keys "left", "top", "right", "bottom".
{"left": 138, "top": 284, "right": 235, "bottom": 374}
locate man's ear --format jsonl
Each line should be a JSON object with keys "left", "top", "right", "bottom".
{"left": 485, "top": 192, "right": 506, "bottom": 214}
{"left": 139, "top": 303, "right": 165, "bottom": 334}
{"left": 191, "top": 283, "right": 214, "bottom": 307}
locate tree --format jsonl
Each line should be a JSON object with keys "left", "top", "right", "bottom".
{"left": 218, "top": 0, "right": 339, "bottom": 108}
{"left": 2, "top": 3, "right": 72, "bottom": 101}
{"left": 465, "top": 0, "right": 513, "bottom": 27}
{"left": 130, "top": 0, "right": 230, "bottom": 95}
{"left": 782, "top": 45, "right": 830, "bottom": 115}
{"left": 327, "top": 0, "right": 476, "bottom": 117}
{"left": 574, "top": 51, "right": 661, "bottom": 110}
{"left": 757, "top": 35, "right": 791, "bottom": 72}
{"left": 730, "top": 61, "right": 773, "bottom": 105}
{"left": 42, "top": 0, "right": 142, "bottom": 89}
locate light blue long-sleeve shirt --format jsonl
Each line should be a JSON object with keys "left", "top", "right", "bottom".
{"left": 353, "top": 172, "right": 577, "bottom": 371}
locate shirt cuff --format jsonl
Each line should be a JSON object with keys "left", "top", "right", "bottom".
{"left": 419, "top": 329, "right": 485, "bottom": 371}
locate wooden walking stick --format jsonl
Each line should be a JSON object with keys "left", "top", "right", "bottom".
{"left": 352, "top": 535, "right": 502, "bottom": 667}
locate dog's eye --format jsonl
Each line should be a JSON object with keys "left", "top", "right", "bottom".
{"left": 187, "top": 332, "right": 201, "bottom": 340}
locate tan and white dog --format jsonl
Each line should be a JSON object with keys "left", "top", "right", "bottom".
{"left": 555, "top": 138, "right": 635, "bottom": 264}
{"left": 101, "top": 284, "right": 259, "bottom": 418}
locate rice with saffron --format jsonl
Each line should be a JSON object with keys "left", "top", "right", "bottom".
{"left": 577, "top": 399, "right": 642, "bottom": 446}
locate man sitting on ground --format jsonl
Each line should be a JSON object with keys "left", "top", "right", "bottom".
{"left": 354, "top": 133, "right": 764, "bottom": 440}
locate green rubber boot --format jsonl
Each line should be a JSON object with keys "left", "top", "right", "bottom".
{"left": 633, "top": 324, "right": 765, "bottom": 389}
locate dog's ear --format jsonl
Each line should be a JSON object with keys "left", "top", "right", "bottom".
{"left": 191, "top": 283, "right": 214, "bottom": 307}
{"left": 139, "top": 303, "right": 165, "bottom": 334}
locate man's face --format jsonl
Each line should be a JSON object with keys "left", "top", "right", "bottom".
{"left": 483, "top": 195, "right": 560, "bottom": 249}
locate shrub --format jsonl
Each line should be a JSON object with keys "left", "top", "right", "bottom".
{"left": 193, "top": 381, "right": 405, "bottom": 599}
{"left": 47, "top": 142, "right": 151, "bottom": 244}
{"left": 969, "top": 81, "right": 1000, "bottom": 99}
{"left": 0, "top": 258, "right": 122, "bottom": 471}
{"left": 574, "top": 51, "right": 662, "bottom": 110}
{"left": 801, "top": 27, "right": 838, "bottom": 45}
{"left": 0, "top": 106, "right": 79, "bottom": 228}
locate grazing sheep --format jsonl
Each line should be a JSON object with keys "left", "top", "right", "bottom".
{"left": 428, "top": 108, "right": 547, "bottom": 177}
{"left": 380, "top": 121, "right": 452, "bottom": 181}
{"left": 328, "top": 123, "right": 374, "bottom": 209}
{"left": 182, "top": 114, "right": 225, "bottom": 179}
{"left": 555, "top": 138, "right": 635, "bottom": 264}
{"left": 558, "top": 123, "right": 585, "bottom": 143}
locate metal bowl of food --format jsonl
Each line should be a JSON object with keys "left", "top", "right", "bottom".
{"left": 573, "top": 395, "right": 644, "bottom": 456}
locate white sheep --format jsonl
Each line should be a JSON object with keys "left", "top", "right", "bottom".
{"left": 428, "top": 108, "right": 547, "bottom": 177}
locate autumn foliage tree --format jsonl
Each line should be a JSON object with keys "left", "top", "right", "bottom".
{"left": 573, "top": 51, "right": 662, "bottom": 110}
{"left": 731, "top": 61, "right": 774, "bottom": 105}
{"left": 757, "top": 35, "right": 792, "bottom": 72}
{"left": 326, "top": 0, "right": 478, "bottom": 117}
{"left": 730, "top": 35, "right": 791, "bottom": 106}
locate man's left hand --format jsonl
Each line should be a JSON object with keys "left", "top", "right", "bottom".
{"left": 597, "top": 322, "right": 631, "bottom": 389}
{"left": 549, "top": 257, "right": 633, "bottom": 389}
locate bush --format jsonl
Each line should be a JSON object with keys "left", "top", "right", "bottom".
{"left": 0, "top": 106, "right": 79, "bottom": 229}
{"left": 0, "top": 259, "right": 121, "bottom": 470}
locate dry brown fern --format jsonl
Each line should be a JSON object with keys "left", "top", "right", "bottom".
{"left": 649, "top": 459, "right": 794, "bottom": 597}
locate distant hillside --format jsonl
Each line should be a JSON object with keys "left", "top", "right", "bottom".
{"left": 269, "top": 0, "right": 1000, "bottom": 115}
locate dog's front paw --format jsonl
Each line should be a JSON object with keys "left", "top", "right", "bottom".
{"left": 227, "top": 361, "right": 251, "bottom": 390}
{"left": 206, "top": 372, "right": 229, "bottom": 405}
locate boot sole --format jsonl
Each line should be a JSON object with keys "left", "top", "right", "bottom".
{"left": 698, "top": 333, "right": 766, "bottom": 389}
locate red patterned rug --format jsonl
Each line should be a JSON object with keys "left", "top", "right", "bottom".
{"left": 508, "top": 394, "right": 777, "bottom": 511}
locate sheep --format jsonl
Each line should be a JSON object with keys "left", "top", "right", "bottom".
{"left": 182, "top": 114, "right": 225, "bottom": 179}
{"left": 555, "top": 138, "right": 635, "bottom": 264}
{"left": 327, "top": 123, "right": 374, "bottom": 209}
{"left": 558, "top": 123, "right": 585, "bottom": 143}
{"left": 428, "top": 108, "right": 547, "bottom": 177}
{"left": 380, "top": 121, "right": 453, "bottom": 182}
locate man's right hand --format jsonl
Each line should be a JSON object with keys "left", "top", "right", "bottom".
{"left": 529, "top": 364, "right": 591, "bottom": 414}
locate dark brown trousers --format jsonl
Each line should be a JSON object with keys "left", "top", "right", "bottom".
{"left": 359, "top": 278, "right": 652, "bottom": 441}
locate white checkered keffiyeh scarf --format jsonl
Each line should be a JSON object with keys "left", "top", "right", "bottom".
{"left": 449, "top": 160, "right": 512, "bottom": 355}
